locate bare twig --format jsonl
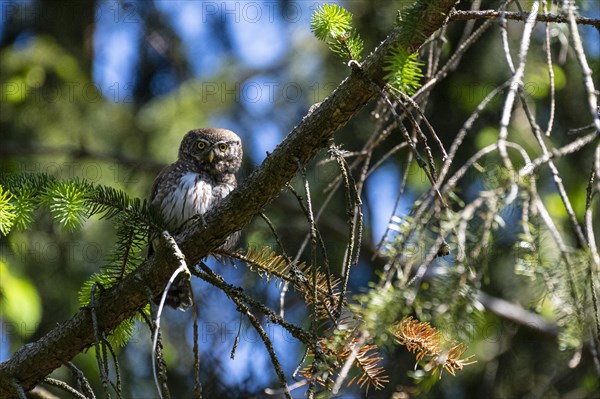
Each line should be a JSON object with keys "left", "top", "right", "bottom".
{"left": 259, "top": 212, "right": 295, "bottom": 318}
{"left": 238, "top": 302, "right": 292, "bottom": 399}
{"left": 90, "top": 283, "right": 111, "bottom": 399}
{"left": 230, "top": 315, "right": 243, "bottom": 360}
{"left": 12, "top": 379, "right": 27, "bottom": 399}
{"left": 518, "top": 91, "right": 587, "bottom": 247}
{"left": 499, "top": 3, "right": 516, "bottom": 74}
{"left": 532, "top": 196, "right": 581, "bottom": 313}
{"left": 457, "top": 0, "right": 482, "bottom": 47}
{"left": 371, "top": 144, "right": 412, "bottom": 256}
{"left": 498, "top": 1, "right": 539, "bottom": 172}
{"left": 597, "top": 144, "right": 600, "bottom": 196}
{"left": 329, "top": 145, "right": 362, "bottom": 318}
{"left": 440, "top": 81, "right": 511, "bottom": 184}
{"left": 331, "top": 331, "right": 369, "bottom": 395}
{"left": 373, "top": 82, "right": 446, "bottom": 207}
{"left": 448, "top": 9, "right": 600, "bottom": 29}
{"left": 152, "top": 231, "right": 189, "bottom": 399}
{"left": 476, "top": 292, "right": 559, "bottom": 335}
{"left": 542, "top": 0, "right": 556, "bottom": 137}
{"left": 565, "top": 2, "right": 600, "bottom": 134}
{"left": 192, "top": 304, "right": 202, "bottom": 399}
{"left": 264, "top": 380, "right": 309, "bottom": 396}
{"left": 519, "top": 133, "right": 598, "bottom": 173}
{"left": 585, "top": 165, "right": 600, "bottom": 260}
{"left": 585, "top": 155, "right": 600, "bottom": 373}
{"left": 102, "top": 339, "right": 122, "bottom": 399}
{"left": 296, "top": 162, "right": 322, "bottom": 340}
{"left": 287, "top": 182, "right": 333, "bottom": 300}
{"left": 399, "top": 92, "right": 448, "bottom": 161}
{"left": 192, "top": 263, "right": 313, "bottom": 344}
{"left": 259, "top": 212, "right": 293, "bottom": 265}
{"left": 66, "top": 362, "right": 95, "bottom": 399}
{"left": 416, "top": 19, "right": 494, "bottom": 99}
{"left": 41, "top": 378, "right": 87, "bottom": 399}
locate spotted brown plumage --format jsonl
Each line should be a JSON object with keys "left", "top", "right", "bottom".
{"left": 149, "top": 128, "right": 243, "bottom": 310}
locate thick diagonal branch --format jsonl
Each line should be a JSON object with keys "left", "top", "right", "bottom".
{"left": 0, "top": 1, "right": 457, "bottom": 395}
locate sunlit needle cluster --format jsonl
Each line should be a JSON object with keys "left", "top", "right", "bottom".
{"left": 393, "top": 316, "right": 477, "bottom": 378}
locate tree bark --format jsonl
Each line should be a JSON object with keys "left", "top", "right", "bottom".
{"left": 0, "top": 1, "right": 458, "bottom": 395}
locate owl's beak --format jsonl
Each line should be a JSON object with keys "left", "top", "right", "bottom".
{"left": 208, "top": 149, "right": 216, "bottom": 163}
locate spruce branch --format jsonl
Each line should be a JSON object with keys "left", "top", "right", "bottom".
{"left": 384, "top": 46, "right": 424, "bottom": 95}
{"left": 311, "top": 3, "right": 364, "bottom": 61}
{"left": 0, "top": 1, "right": 458, "bottom": 395}
{"left": 43, "top": 181, "right": 89, "bottom": 231}
{"left": 0, "top": 185, "right": 16, "bottom": 235}
{"left": 311, "top": 4, "right": 352, "bottom": 41}
{"left": 222, "top": 246, "right": 340, "bottom": 321}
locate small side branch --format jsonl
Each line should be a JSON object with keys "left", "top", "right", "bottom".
{"left": 192, "top": 263, "right": 313, "bottom": 345}
{"left": 152, "top": 231, "right": 189, "bottom": 399}
{"left": 449, "top": 9, "right": 600, "bottom": 29}
{"left": 66, "top": 361, "right": 95, "bottom": 399}
{"left": 42, "top": 378, "right": 88, "bottom": 399}
{"left": 192, "top": 304, "right": 203, "bottom": 399}
{"left": 90, "top": 283, "right": 112, "bottom": 399}
{"left": 566, "top": 3, "right": 600, "bottom": 134}
{"left": 235, "top": 300, "right": 292, "bottom": 399}
{"left": 329, "top": 145, "right": 362, "bottom": 318}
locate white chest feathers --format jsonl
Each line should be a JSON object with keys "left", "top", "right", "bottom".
{"left": 160, "top": 172, "right": 233, "bottom": 230}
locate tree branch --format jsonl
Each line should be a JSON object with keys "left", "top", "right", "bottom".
{"left": 476, "top": 292, "right": 559, "bottom": 337}
{"left": 449, "top": 9, "right": 600, "bottom": 29}
{"left": 0, "top": 0, "right": 458, "bottom": 395}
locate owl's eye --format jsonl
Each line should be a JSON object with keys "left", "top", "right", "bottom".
{"left": 197, "top": 141, "right": 206, "bottom": 150}
{"left": 218, "top": 143, "right": 228, "bottom": 152}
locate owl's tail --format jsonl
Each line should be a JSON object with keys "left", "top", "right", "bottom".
{"left": 154, "top": 274, "right": 193, "bottom": 311}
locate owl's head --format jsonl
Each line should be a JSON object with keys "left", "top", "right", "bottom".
{"left": 179, "top": 128, "right": 243, "bottom": 176}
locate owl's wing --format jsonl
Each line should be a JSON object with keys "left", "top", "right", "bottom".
{"left": 150, "top": 163, "right": 177, "bottom": 206}
{"left": 148, "top": 163, "right": 177, "bottom": 257}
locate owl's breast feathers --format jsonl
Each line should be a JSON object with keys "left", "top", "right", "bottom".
{"left": 151, "top": 166, "right": 236, "bottom": 232}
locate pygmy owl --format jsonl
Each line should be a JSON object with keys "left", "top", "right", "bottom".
{"left": 150, "top": 128, "right": 243, "bottom": 310}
